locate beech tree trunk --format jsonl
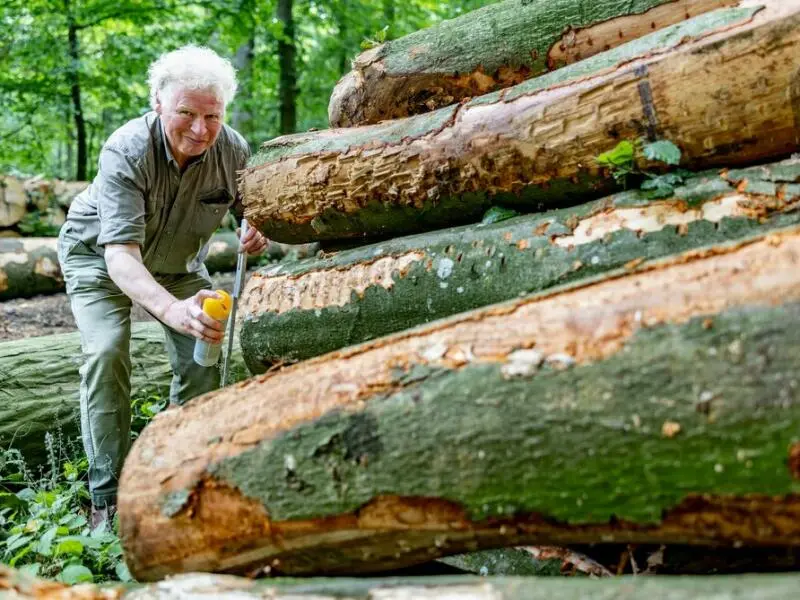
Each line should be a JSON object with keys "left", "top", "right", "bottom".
{"left": 4, "top": 565, "right": 800, "bottom": 600}
{"left": 240, "top": 158, "right": 800, "bottom": 371}
{"left": 0, "top": 323, "right": 248, "bottom": 469}
{"left": 120, "top": 225, "right": 800, "bottom": 580}
{"left": 0, "top": 232, "right": 269, "bottom": 301}
{"left": 241, "top": 1, "right": 800, "bottom": 244}
{"left": 329, "top": 0, "right": 737, "bottom": 127}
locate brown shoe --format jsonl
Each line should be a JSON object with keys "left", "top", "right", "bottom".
{"left": 91, "top": 503, "right": 117, "bottom": 530}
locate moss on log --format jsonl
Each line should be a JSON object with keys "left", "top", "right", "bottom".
{"left": 121, "top": 225, "right": 800, "bottom": 580}
{"left": 242, "top": 1, "right": 800, "bottom": 243}
{"left": 329, "top": 0, "right": 737, "bottom": 127}
{"left": 3, "top": 565, "right": 800, "bottom": 600}
{"left": 240, "top": 158, "right": 800, "bottom": 371}
{"left": 0, "top": 232, "right": 262, "bottom": 301}
{"left": 0, "top": 323, "right": 249, "bottom": 469}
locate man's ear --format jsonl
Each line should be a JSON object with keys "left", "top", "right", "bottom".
{"left": 155, "top": 93, "right": 163, "bottom": 115}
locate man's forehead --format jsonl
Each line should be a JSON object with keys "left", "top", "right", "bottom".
{"left": 171, "top": 88, "right": 224, "bottom": 110}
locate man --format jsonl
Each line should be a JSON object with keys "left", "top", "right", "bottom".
{"left": 57, "top": 45, "right": 268, "bottom": 527}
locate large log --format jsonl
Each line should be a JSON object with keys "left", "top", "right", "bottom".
{"left": 0, "top": 231, "right": 262, "bottom": 301}
{"left": 0, "top": 175, "right": 27, "bottom": 228}
{"left": 240, "top": 158, "right": 800, "bottom": 371}
{"left": 3, "top": 565, "right": 800, "bottom": 600}
{"left": 0, "top": 323, "right": 249, "bottom": 470}
{"left": 120, "top": 224, "right": 800, "bottom": 580}
{"left": 329, "top": 0, "right": 737, "bottom": 128}
{"left": 241, "top": 0, "right": 800, "bottom": 243}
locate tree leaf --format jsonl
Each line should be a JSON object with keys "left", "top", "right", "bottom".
{"left": 55, "top": 539, "right": 84, "bottom": 556}
{"left": 643, "top": 140, "right": 682, "bottom": 165}
{"left": 481, "top": 205, "right": 519, "bottom": 225}
{"left": 115, "top": 560, "right": 133, "bottom": 582}
{"left": 58, "top": 564, "right": 94, "bottom": 584}
{"left": 596, "top": 140, "right": 635, "bottom": 168}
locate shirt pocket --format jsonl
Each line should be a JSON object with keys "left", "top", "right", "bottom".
{"left": 194, "top": 187, "right": 233, "bottom": 238}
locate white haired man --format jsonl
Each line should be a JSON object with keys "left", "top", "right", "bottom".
{"left": 57, "top": 45, "right": 269, "bottom": 527}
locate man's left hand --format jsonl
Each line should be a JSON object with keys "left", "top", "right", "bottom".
{"left": 238, "top": 225, "right": 269, "bottom": 255}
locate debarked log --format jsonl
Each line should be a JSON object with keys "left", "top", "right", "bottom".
{"left": 0, "top": 232, "right": 262, "bottom": 301}
{"left": 4, "top": 565, "right": 800, "bottom": 600}
{"left": 241, "top": 0, "right": 800, "bottom": 243}
{"left": 239, "top": 158, "right": 800, "bottom": 371}
{"left": 121, "top": 225, "right": 800, "bottom": 580}
{"left": 0, "top": 323, "right": 249, "bottom": 469}
{"left": 329, "top": 0, "right": 737, "bottom": 127}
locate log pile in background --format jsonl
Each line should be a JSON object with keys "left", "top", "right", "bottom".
{"left": 115, "top": 0, "right": 800, "bottom": 586}
{"left": 240, "top": 0, "right": 799, "bottom": 243}
{"left": 328, "top": 0, "right": 738, "bottom": 127}
{"left": 0, "top": 176, "right": 86, "bottom": 236}
{"left": 239, "top": 158, "right": 800, "bottom": 371}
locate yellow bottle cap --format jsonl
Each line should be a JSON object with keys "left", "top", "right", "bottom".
{"left": 202, "top": 289, "right": 232, "bottom": 320}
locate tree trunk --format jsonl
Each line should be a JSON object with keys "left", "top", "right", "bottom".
{"left": 241, "top": 1, "right": 800, "bottom": 244}
{"left": 277, "top": 0, "right": 296, "bottom": 135}
{"left": 4, "top": 565, "right": 800, "bottom": 600}
{"left": 64, "top": 0, "right": 87, "bottom": 181}
{"left": 239, "top": 158, "right": 800, "bottom": 371}
{"left": 0, "top": 176, "right": 28, "bottom": 227}
{"left": 0, "top": 231, "right": 282, "bottom": 301}
{"left": 120, "top": 225, "right": 800, "bottom": 580}
{"left": 0, "top": 324, "right": 249, "bottom": 469}
{"left": 328, "top": 0, "right": 737, "bottom": 128}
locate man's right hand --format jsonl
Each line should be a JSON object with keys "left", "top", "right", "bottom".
{"left": 161, "top": 290, "right": 225, "bottom": 342}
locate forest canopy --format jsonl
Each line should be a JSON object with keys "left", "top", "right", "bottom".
{"left": 0, "top": 0, "right": 491, "bottom": 181}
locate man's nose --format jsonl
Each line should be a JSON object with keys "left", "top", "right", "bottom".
{"left": 191, "top": 117, "right": 207, "bottom": 137}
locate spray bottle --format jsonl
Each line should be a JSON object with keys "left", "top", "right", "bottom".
{"left": 193, "top": 289, "right": 232, "bottom": 367}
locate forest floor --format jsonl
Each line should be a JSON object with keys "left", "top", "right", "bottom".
{"left": 0, "top": 272, "right": 236, "bottom": 342}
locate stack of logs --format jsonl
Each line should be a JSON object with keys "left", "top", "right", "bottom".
{"left": 5, "top": 0, "right": 800, "bottom": 595}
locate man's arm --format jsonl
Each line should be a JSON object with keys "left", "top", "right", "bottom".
{"left": 105, "top": 244, "right": 223, "bottom": 343}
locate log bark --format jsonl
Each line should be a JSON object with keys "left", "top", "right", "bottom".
{"left": 241, "top": 0, "right": 800, "bottom": 243}
{"left": 0, "top": 232, "right": 269, "bottom": 301}
{"left": 329, "top": 0, "right": 737, "bottom": 127}
{"left": 239, "top": 158, "right": 800, "bottom": 371}
{"left": 4, "top": 565, "right": 800, "bottom": 600}
{"left": 121, "top": 224, "right": 800, "bottom": 580}
{"left": 0, "top": 323, "right": 249, "bottom": 470}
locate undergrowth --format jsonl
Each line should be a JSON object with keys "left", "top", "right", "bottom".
{"left": 0, "top": 387, "right": 165, "bottom": 583}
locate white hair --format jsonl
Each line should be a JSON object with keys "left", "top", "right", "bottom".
{"left": 147, "top": 45, "right": 238, "bottom": 111}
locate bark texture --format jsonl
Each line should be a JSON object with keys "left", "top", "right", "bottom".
{"left": 0, "top": 232, "right": 264, "bottom": 301}
{"left": 121, "top": 225, "right": 800, "bottom": 580}
{"left": 329, "top": 0, "right": 737, "bottom": 127}
{"left": 241, "top": 1, "right": 800, "bottom": 243}
{"left": 3, "top": 565, "right": 800, "bottom": 600}
{"left": 0, "top": 323, "right": 248, "bottom": 469}
{"left": 240, "top": 158, "right": 800, "bottom": 371}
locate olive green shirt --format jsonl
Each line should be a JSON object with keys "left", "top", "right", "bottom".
{"left": 64, "top": 111, "right": 250, "bottom": 275}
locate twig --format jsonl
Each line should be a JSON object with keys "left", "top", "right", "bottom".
{"left": 521, "top": 546, "right": 614, "bottom": 578}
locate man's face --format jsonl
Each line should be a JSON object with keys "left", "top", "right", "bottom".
{"left": 157, "top": 87, "right": 224, "bottom": 168}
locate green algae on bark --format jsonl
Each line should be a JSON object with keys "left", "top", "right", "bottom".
{"left": 242, "top": 2, "right": 799, "bottom": 243}
{"left": 329, "top": 0, "right": 738, "bottom": 127}
{"left": 240, "top": 158, "right": 800, "bottom": 372}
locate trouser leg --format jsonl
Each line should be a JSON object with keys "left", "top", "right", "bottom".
{"left": 64, "top": 267, "right": 133, "bottom": 508}
{"left": 158, "top": 273, "right": 220, "bottom": 406}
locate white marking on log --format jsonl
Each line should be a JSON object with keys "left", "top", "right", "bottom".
{"left": 554, "top": 194, "right": 749, "bottom": 247}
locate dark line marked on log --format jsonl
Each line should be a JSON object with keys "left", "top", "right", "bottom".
{"left": 634, "top": 64, "right": 660, "bottom": 140}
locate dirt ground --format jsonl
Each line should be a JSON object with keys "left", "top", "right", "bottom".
{"left": 0, "top": 272, "right": 235, "bottom": 342}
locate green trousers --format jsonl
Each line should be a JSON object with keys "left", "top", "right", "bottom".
{"left": 58, "top": 231, "right": 219, "bottom": 507}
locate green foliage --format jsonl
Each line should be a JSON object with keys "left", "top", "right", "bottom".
{"left": 481, "top": 205, "right": 519, "bottom": 225}
{"left": 0, "top": 387, "right": 166, "bottom": 582}
{"left": 596, "top": 138, "right": 685, "bottom": 197}
{"left": 360, "top": 25, "right": 390, "bottom": 49}
{"left": 17, "top": 211, "right": 62, "bottom": 237}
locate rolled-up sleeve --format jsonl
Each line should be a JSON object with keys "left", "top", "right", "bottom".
{"left": 95, "top": 144, "right": 147, "bottom": 247}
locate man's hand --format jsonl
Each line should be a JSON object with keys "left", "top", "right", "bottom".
{"left": 237, "top": 225, "right": 269, "bottom": 255}
{"left": 161, "top": 290, "right": 226, "bottom": 342}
